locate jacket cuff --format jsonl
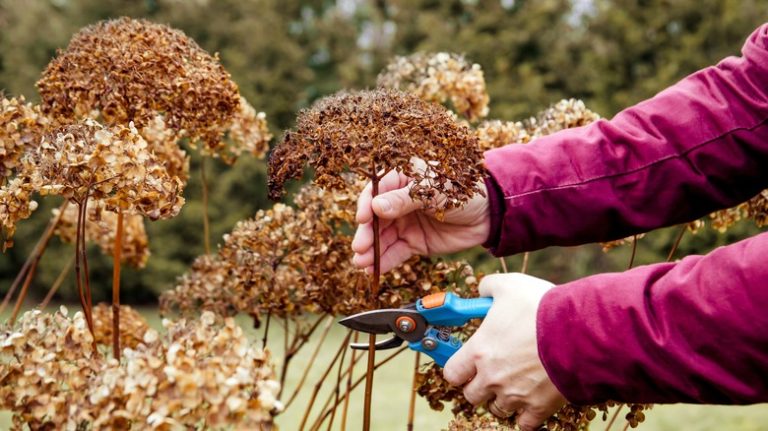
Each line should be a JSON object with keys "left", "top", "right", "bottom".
{"left": 481, "top": 171, "right": 505, "bottom": 254}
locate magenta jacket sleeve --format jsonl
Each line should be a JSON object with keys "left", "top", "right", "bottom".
{"left": 538, "top": 232, "right": 768, "bottom": 404}
{"left": 482, "top": 24, "right": 768, "bottom": 405}
{"left": 483, "top": 24, "right": 768, "bottom": 256}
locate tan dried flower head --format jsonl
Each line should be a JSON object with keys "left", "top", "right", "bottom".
{"left": 476, "top": 119, "right": 532, "bottom": 151}
{"left": 27, "top": 120, "right": 185, "bottom": 220}
{"left": 1, "top": 308, "right": 279, "bottom": 430}
{"left": 0, "top": 177, "right": 37, "bottom": 250}
{"left": 140, "top": 115, "right": 190, "bottom": 182}
{"left": 91, "top": 302, "right": 149, "bottom": 349}
{"left": 53, "top": 201, "right": 150, "bottom": 268}
{"left": 476, "top": 99, "right": 600, "bottom": 152}
{"left": 220, "top": 96, "right": 272, "bottom": 161}
{"left": 745, "top": 190, "right": 768, "bottom": 227}
{"left": 378, "top": 52, "right": 490, "bottom": 121}
{"left": 268, "top": 89, "right": 484, "bottom": 216}
{"left": 37, "top": 17, "right": 242, "bottom": 153}
{"left": 159, "top": 254, "right": 234, "bottom": 318}
{"left": 1, "top": 96, "right": 49, "bottom": 178}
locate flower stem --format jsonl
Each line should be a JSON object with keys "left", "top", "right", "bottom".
{"left": 363, "top": 174, "right": 381, "bottom": 431}
{"left": 605, "top": 404, "right": 623, "bottom": 431}
{"left": 667, "top": 224, "right": 687, "bottom": 262}
{"left": 200, "top": 157, "right": 211, "bottom": 255}
{"left": 299, "top": 331, "right": 352, "bottom": 431}
{"left": 407, "top": 352, "right": 421, "bottom": 431}
{"left": 284, "top": 316, "right": 334, "bottom": 409}
{"left": 498, "top": 257, "right": 508, "bottom": 273}
{"left": 521, "top": 251, "right": 530, "bottom": 274}
{"left": 112, "top": 208, "right": 124, "bottom": 360}
{"left": 40, "top": 255, "right": 74, "bottom": 309}
{"left": 8, "top": 202, "right": 66, "bottom": 324}
{"left": 340, "top": 332, "right": 358, "bottom": 431}
{"left": 628, "top": 235, "right": 638, "bottom": 269}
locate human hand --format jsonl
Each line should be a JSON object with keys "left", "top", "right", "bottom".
{"left": 351, "top": 169, "right": 490, "bottom": 273}
{"left": 443, "top": 273, "right": 566, "bottom": 431}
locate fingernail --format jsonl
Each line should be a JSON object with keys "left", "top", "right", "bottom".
{"left": 376, "top": 198, "right": 392, "bottom": 214}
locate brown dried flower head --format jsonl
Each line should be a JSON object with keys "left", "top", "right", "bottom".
{"left": 37, "top": 17, "right": 242, "bottom": 154}
{"left": 91, "top": 302, "right": 150, "bottom": 349}
{"left": 268, "top": 89, "right": 484, "bottom": 217}
{"left": 1, "top": 307, "right": 280, "bottom": 430}
{"left": 378, "top": 52, "right": 490, "bottom": 121}
{"left": 26, "top": 120, "right": 185, "bottom": 220}
{"left": 53, "top": 201, "right": 150, "bottom": 268}
{"left": 159, "top": 254, "right": 233, "bottom": 318}
{"left": 220, "top": 96, "right": 272, "bottom": 161}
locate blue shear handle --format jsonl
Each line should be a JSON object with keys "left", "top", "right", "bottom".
{"left": 408, "top": 328, "right": 463, "bottom": 367}
{"left": 416, "top": 292, "right": 493, "bottom": 326}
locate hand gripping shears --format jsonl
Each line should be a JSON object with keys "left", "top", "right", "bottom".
{"left": 338, "top": 292, "right": 492, "bottom": 367}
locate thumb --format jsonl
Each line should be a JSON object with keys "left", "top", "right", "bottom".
{"left": 372, "top": 186, "right": 422, "bottom": 220}
{"left": 443, "top": 340, "right": 478, "bottom": 386}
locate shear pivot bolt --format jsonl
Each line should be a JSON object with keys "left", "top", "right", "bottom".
{"left": 421, "top": 337, "right": 437, "bottom": 351}
{"left": 396, "top": 316, "right": 416, "bottom": 333}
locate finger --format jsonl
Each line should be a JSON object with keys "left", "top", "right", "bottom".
{"left": 351, "top": 222, "right": 373, "bottom": 254}
{"left": 372, "top": 187, "right": 423, "bottom": 220}
{"left": 352, "top": 250, "right": 373, "bottom": 269}
{"left": 352, "top": 226, "right": 399, "bottom": 268}
{"left": 489, "top": 395, "right": 524, "bottom": 419}
{"left": 443, "top": 341, "right": 478, "bottom": 386}
{"left": 461, "top": 375, "right": 493, "bottom": 406}
{"left": 377, "top": 169, "right": 408, "bottom": 194}
{"left": 517, "top": 410, "right": 547, "bottom": 431}
{"left": 379, "top": 240, "right": 415, "bottom": 273}
{"left": 352, "top": 216, "right": 396, "bottom": 256}
{"left": 356, "top": 181, "right": 374, "bottom": 224}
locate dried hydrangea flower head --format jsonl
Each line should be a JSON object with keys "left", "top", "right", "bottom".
{"left": 0, "top": 96, "right": 49, "bottom": 249}
{"left": 216, "top": 203, "right": 315, "bottom": 319}
{"left": 92, "top": 302, "right": 149, "bottom": 349}
{"left": 53, "top": 201, "right": 150, "bottom": 268}
{"left": 709, "top": 189, "right": 768, "bottom": 232}
{"left": 222, "top": 96, "right": 272, "bottom": 160}
{"left": 37, "top": 18, "right": 244, "bottom": 155}
{"left": 0, "top": 308, "right": 279, "bottom": 430}
{"left": 378, "top": 52, "right": 490, "bottom": 122}
{"left": 26, "top": 120, "right": 185, "bottom": 220}
{"left": 476, "top": 99, "right": 600, "bottom": 151}
{"left": 159, "top": 254, "right": 233, "bottom": 318}
{"left": 268, "top": 89, "right": 484, "bottom": 217}
{"left": 140, "top": 115, "right": 190, "bottom": 181}
{"left": 0, "top": 177, "right": 37, "bottom": 250}
{"left": 1, "top": 96, "right": 49, "bottom": 178}
{"left": 162, "top": 203, "right": 317, "bottom": 323}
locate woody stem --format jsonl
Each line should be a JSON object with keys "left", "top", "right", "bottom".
{"left": 363, "top": 174, "right": 381, "bottom": 431}
{"left": 200, "top": 157, "right": 211, "bottom": 255}
{"left": 112, "top": 208, "right": 124, "bottom": 360}
{"left": 7, "top": 201, "right": 67, "bottom": 324}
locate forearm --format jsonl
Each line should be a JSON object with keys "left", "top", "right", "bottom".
{"left": 484, "top": 24, "right": 768, "bottom": 256}
{"left": 536, "top": 231, "right": 768, "bottom": 405}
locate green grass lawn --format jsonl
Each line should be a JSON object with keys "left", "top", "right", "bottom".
{"left": 1, "top": 307, "right": 767, "bottom": 430}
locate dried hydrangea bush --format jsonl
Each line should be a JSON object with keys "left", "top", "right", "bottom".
{"left": 53, "top": 201, "right": 150, "bottom": 268}
{"left": 0, "top": 308, "right": 280, "bottom": 430}
{"left": 378, "top": 52, "right": 490, "bottom": 122}
{"left": 36, "top": 17, "right": 270, "bottom": 162}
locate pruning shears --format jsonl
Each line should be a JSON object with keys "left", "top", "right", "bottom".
{"left": 339, "top": 292, "right": 493, "bottom": 367}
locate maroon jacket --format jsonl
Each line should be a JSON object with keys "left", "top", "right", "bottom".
{"left": 483, "top": 24, "right": 768, "bottom": 405}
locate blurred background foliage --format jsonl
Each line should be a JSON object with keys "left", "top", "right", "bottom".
{"left": 1, "top": 0, "right": 767, "bottom": 304}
